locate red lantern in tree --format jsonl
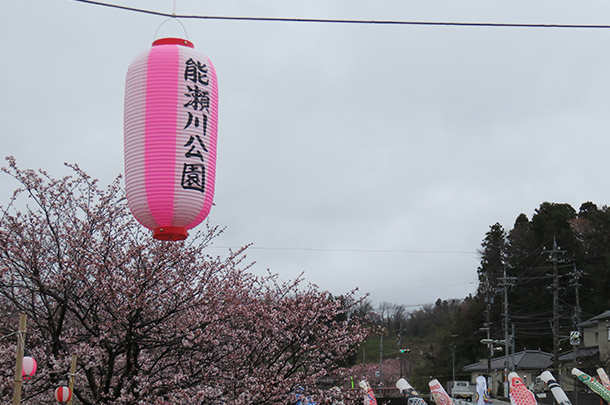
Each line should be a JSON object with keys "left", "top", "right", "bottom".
{"left": 54, "top": 386, "right": 72, "bottom": 402}
{"left": 22, "top": 356, "right": 36, "bottom": 380}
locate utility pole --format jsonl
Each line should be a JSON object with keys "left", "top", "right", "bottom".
{"left": 569, "top": 264, "right": 583, "bottom": 327}
{"left": 484, "top": 289, "right": 494, "bottom": 391}
{"left": 547, "top": 236, "right": 565, "bottom": 374}
{"left": 570, "top": 264, "right": 584, "bottom": 405}
{"left": 452, "top": 347, "right": 455, "bottom": 382}
{"left": 503, "top": 268, "right": 509, "bottom": 362}
{"left": 511, "top": 324, "right": 516, "bottom": 372}
{"left": 362, "top": 346, "right": 366, "bottom": 374}
{"left": 379, "top": 334, "right": 383, "bottom": 385}
{"left": 501, "top": 266, "right": 512, "bottom": 391}
{"left": 397, "top": 335, "right": 404, "bottom": 378}
{"left": 451, "top": 334, "right": 459, "bottom": 383}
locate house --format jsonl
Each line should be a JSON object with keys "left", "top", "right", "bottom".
{"left": 556, "top": 310, "right": 610, "bottom": 391}
{"left": 463, "top": 350, "right": 553, "bottom": 396}
{"left": 577, "top": 309, "right": 610, "bottom": 362}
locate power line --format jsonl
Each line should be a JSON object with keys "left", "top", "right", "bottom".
{"left": 210, "top": 245, "right": 477, "bottom": 254}
{"left": 374, "top": 280, "right": 476, "bottom": 294}
{"left": 72, "top": 0, "right": 610, "bottom": 30}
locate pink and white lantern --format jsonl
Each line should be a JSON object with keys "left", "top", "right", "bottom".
{"left": 54, "top": 386, "right": 72, "bottom": 402}
{"left": 22, "top": 356, "right": 37, "bottom": 380}
{"left": 124, "top": 38, "right": 219, "bottom": 241}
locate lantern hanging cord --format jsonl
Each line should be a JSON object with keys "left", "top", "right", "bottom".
{"left": 155, "top": 17, "right": 189, "bottom": 40}
{"left": 71, "top": 0, "right": 610, "bottom": 29}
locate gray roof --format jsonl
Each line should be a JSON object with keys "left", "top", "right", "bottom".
{"left": 558, "top": 346, "right": 599, "bottom": 362}
{"left": 463, "top": 350, "right": 553, "bottom": 372}
{"left": 578, "top": 310, "right": 610, "bottom": 328}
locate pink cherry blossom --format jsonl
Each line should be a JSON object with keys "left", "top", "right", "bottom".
{"left": 0, "top": 157, "right": 370, "bottom": 404}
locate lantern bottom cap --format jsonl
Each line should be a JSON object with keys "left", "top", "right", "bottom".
{"left": 153, "top": 226, "right": 188, "bottom": 241}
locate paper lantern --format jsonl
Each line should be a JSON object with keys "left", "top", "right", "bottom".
{"left": 22, "top": 356, "right": 37, "bottom": 379}
{"left": 124, "top": 38, "right": 219, "bottom": 241}
{"left": 54, "top": 386, "right": 72, "bottom": 402}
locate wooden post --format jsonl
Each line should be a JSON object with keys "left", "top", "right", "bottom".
{"left": 68, "top": 354, "right": 77, "bottom": 405}
{"left": 12, "top": 313, "right": 27, "bottom": 405}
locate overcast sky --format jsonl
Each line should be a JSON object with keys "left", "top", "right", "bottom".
{"left": 2, "top": 0, "right": 610, "bottom": 309}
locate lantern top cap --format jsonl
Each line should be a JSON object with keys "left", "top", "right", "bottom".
{"left": 152, "top": 38, "right": 194, "bottom": 48}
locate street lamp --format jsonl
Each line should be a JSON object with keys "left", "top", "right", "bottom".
{"left": 450, "top": 334, "right": 458, "bottom": 383}
{"left": 480, "top": 339, "right": 505, "bottom": 344}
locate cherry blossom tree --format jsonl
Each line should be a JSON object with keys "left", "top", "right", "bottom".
{"left": 0, "top": 157, "right": 369, "bottom": 404}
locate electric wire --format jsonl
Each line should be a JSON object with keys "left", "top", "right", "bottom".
{"left": 211, "top": 245, "right": 477, "bottom": 254}
{"left": 72, "top": 0, "right": 610, "bottom": 30}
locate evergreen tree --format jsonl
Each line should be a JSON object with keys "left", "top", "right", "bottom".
{"left": 572, "top": 202, "right": 610, "bottom": 318}
{"left": 500, "top": 204, "right": 575, "bottom": 351}
{"left": 477, "top": 223, "right": 507, "bottom": 296}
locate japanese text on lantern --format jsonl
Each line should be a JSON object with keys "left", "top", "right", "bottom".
{"left": 181, "top": 57, "right": 209, "bottom": 193}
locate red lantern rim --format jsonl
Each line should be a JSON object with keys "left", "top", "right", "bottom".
{"left": 152, "top": 38, "right": 194, "bottom": 48}
{"left": 153, "top": 226, "right": 188, "bottom": 241}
